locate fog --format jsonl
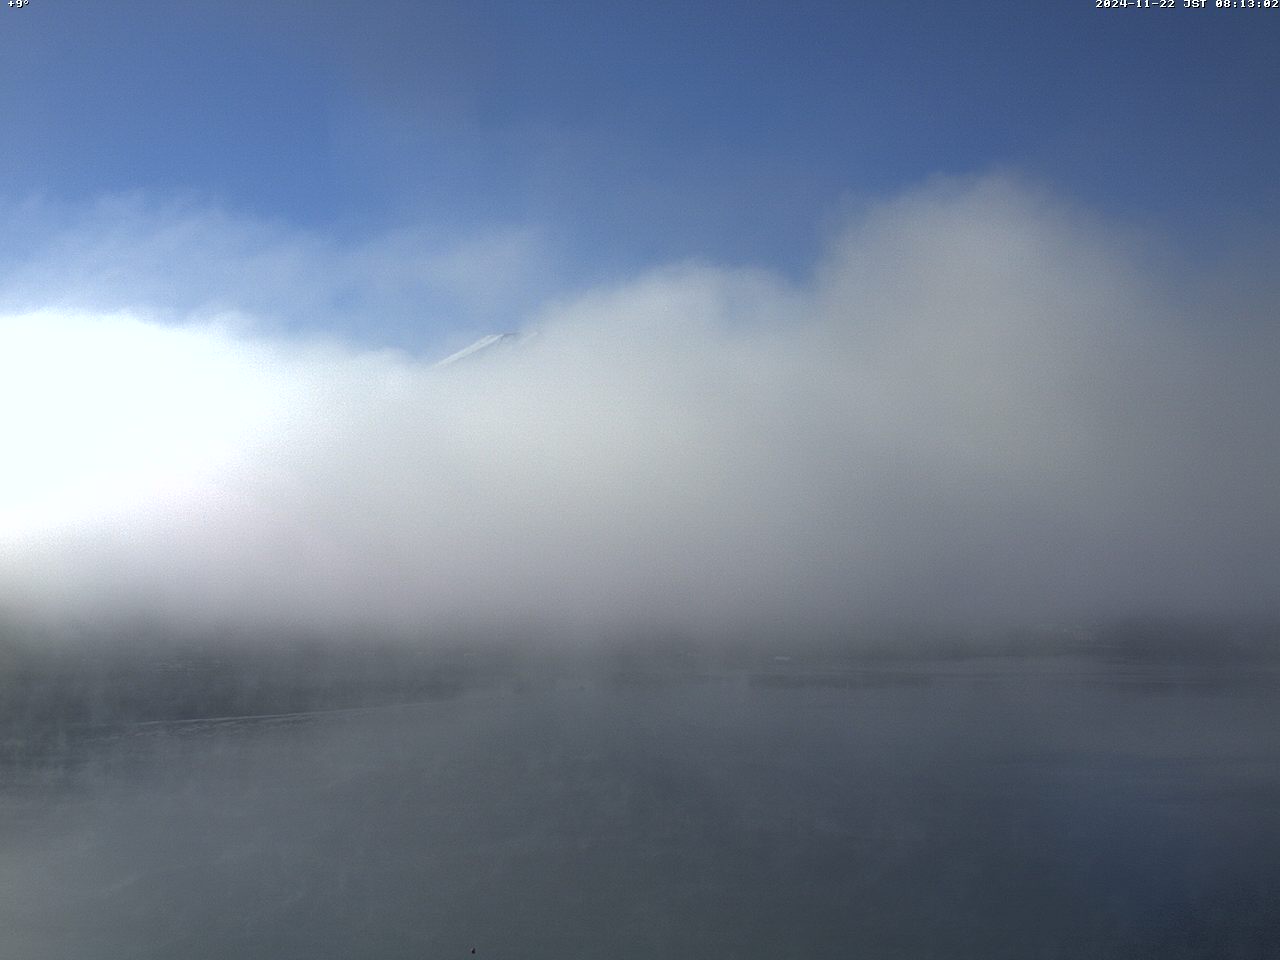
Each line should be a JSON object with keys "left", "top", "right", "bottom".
{"left": 2, "top": 176, "right": 1277, "bottom": 641}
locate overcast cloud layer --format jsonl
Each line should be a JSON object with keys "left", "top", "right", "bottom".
{"left": 2, "top": 177, "right": 1277, "bottom": 641}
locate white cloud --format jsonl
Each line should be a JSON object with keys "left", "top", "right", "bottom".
{"left": 0, "top": 195, "right": 558, "bottom": 352}
{"left": 2, "top": 176, "right": 1276, "bottom": 639}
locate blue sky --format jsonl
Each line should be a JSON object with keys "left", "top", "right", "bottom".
{"left": 4, "top": 0, "right": 1277, "bottom": 350}
{"left": 3, "top": 1, "right": 1279, "bottom": 632}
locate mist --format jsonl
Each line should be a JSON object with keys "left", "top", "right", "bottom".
{"left": 2, "top": 176, "right": 1277, "bottom": 642}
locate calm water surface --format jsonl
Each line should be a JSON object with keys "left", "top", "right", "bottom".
{"left": 2, "top": 659, "right": 1278, "bottom": 959}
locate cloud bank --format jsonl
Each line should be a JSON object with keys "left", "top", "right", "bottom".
{"left": 2, "top": 177, "right": 1277, "bottom": 641}
{"left": 0, "top": 194, "right": 558, "bottom": 353}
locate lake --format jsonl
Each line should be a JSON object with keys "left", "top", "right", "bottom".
{"left": 2, "top": 657, "right": 1278, "bottom": 959}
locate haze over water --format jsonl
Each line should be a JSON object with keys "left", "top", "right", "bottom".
{"left": 3, "top": 4, "right": 1279, "bottom": 956}
{"left": 3, "top": 656, "right": 1279, "bottom": 959}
